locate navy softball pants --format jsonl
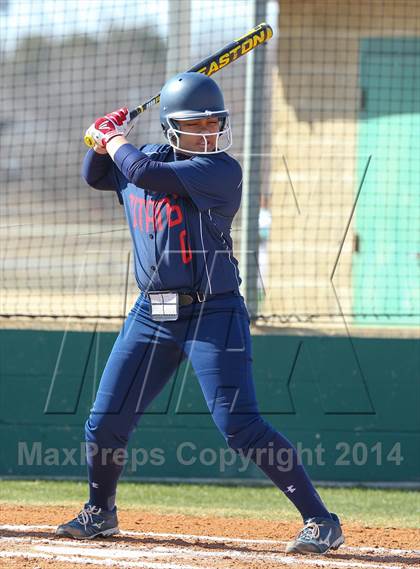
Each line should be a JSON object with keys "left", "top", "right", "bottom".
{"left": 85, "top": 291, "right": 330, "bottom": 520}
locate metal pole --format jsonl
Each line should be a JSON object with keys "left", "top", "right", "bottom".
{"left": 166, "top": 0, "right": 191, "bottom": 79}
{"left": 240, "top": 0, "right": 269, "bottom": 317}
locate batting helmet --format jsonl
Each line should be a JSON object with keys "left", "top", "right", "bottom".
{"left": 159, "top": 72, "right": 232, "bottom": 154}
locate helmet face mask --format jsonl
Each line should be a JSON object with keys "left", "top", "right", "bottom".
{"left": 165, "top": 113, "right": 232, "bottom": 155}
{"left": 159, "top": 72, "right": 233, "bottom": 155}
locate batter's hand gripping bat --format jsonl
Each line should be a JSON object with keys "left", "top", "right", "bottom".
{"left": 84, "top": 22, "right": 273, "bottom": 148}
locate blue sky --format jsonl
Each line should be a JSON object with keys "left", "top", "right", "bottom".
{"left": 0, "top": 0, "right": 278, "bottom": 52}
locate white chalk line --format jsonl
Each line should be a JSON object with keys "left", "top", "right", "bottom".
{"left": 0, "top": 546, "right": 411, "bottom": 569}
{"left": 1, "top": 534, "right": 283, "bottom": 562}
{"left": 4, "top": 538, "right": 266, "bottom": 561}
{"left": 0, "top": 525, "right": 417, "bottom": 569}
{"left": 122, "top": 530, "right": 420, "bottom": 558}
{"left": 0, "top": 551, "right": 199, "bottom": 569}
{"left": 124, "top": 528, "right": 281, "bottom": 545}
{"left": 0, "top": 524, "right": 280, "bottom": 545}
{"left": 0, "top": 524, "right": 419, "bottom": 556}
{"left": 3, "top": 533, "right": 420, "bottom": 560}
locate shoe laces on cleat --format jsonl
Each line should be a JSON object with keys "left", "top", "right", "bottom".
{"left": 76, "top": 505, "right": 102, "bottom": 529}
{"left": 297, "top": 520, "right": 321, "bottom": 542}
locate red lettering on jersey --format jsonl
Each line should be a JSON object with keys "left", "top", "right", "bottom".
{"left": 129, "top": 194, "right": 145, "bottom": 230}
{"left": 154, "top": 201, "right": 163, "bottom": 231}
{"left": 145, "top": 200, "right": 154, "bottom": 232}
{"left": 138, "top": 198, "right": 145, "bottom": 229}
{"left": 164, "top": 198, "right": 183, "bottom": 228}
{"left": 130, "top": 194, "right": 144, "bottom": 230}
{"left": 128, "top": 194, "right": 183, "bottom": 232}
{"left": 179, "top": 229, "right": 192, "bottom": 264}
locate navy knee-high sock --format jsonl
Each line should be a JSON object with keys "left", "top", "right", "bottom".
{"left": 86, "top": 445, "right": 124, "bottom": 511}
{"left": 247, "top": 427, "right": 331, "bottom": 521}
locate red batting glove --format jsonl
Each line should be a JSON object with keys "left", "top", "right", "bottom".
{"left": 85, "top": 107, "right": 130, "bottom": 148}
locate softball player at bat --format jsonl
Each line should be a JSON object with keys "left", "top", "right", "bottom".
{"left": 56, "top": 72, "right": 344, "bottom": 555}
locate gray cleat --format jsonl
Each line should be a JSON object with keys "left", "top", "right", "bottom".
{"left": 285, "top": 513, "right": 344, "bottom": 554}
{"left": 55, "top": 503, "right": 119, "bottom": 540}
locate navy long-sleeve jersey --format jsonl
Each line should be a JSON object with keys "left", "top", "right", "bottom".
{"left": 82, "top": 143, "right": 243, "bottom": 294}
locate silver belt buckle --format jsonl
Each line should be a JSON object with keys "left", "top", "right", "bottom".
{"left": 148, "top": 291, "right": 179, "bottom": 321}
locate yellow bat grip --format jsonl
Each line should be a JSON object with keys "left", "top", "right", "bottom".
{"left": 84, "top": 133, "right": 95, "bottom": 148}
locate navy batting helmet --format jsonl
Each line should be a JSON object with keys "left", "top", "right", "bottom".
{"left": 159, "top": 72, "right": 232, "bottom": 154}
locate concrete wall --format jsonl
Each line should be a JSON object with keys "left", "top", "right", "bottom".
{"left": 1, "top": 328, "right": 419, "bottom": 483}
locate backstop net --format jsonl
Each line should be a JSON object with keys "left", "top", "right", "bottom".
{"left": 1, "top": 0, "right": 419, "bottom": 330}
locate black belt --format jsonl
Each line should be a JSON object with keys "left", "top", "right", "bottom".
{"left": 179, "top": 292, "right": 208, "bottom": 305}
{"left": 144, "top": 291, "right": 237, "bottom": 306}
{"left": 179, "top": 291, "right": 240, "bottom": 305}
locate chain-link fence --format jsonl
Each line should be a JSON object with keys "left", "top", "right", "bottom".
{"left": 1, "top": 0, "right": 419, "bottom": 330}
